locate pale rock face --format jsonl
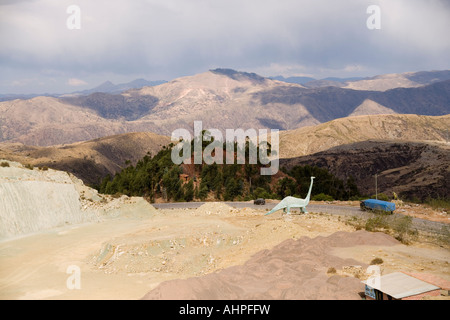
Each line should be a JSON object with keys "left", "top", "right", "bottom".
{"left": 0, "top": 161, "right": 100, "bottom": 239}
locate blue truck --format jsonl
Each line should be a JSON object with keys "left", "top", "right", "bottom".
{"left": 360, "top": 199, "right": 396, "bottom": 214}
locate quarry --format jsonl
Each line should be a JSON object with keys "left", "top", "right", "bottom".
{"left": 0, "top": 160, "right": 448, "bottom": 300}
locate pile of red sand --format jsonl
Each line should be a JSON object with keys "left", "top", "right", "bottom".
{"left": 142, "top": 230, "right": 399, "bottom": 300}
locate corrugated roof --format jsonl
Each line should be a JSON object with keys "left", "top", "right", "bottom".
{"left": 362, "top": 272, "right": 441, "bottom": 299}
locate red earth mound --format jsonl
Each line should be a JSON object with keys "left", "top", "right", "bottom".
{"left": 142, "top": 230, "right": 400, "bottom": 300}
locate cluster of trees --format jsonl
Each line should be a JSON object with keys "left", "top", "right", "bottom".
{"left": 279, "top": 165, "right": 360, "bottom": 201}
{"left": 98, "top": 145, "right": 174, "bottom": 201}
{"left": 97, "top": 142, "right": 361, "bottom": 202}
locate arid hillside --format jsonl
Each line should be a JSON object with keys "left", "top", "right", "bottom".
{"left": 278, "top": 114, "right": 449, "bottom": 159}
{"left": 1, "top": 113, "right": 448, "bottom": 189}
{"left": 281, "top": 140, "right": 450, "bottom": 201}
{"left": 0, "top": 132, "right": 170, "bottom": 185}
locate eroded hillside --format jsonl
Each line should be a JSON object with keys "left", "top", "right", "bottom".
{"left": 281, "top": 140, "right": 450, "bottom": 200}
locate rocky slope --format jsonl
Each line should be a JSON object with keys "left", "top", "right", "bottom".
{"left": 0, "top": 160, "right": 99, "bottom": 239}
{"left": 280, "top": 140, "right": 450, "bottom": 200}
{"left": 0, "top": 160, "right": 157, "bottom": 240}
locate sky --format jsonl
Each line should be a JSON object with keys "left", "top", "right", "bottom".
{"left": 1, "top": 0, "right": 449, "bottom": 94}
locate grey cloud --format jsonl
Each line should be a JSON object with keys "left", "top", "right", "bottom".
{"left": 0, "top": 0, "right": 449, "bottom": 94}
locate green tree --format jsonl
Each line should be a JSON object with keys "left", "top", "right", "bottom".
{"left": 198, "top": 184, "right": 209, "bottom": 201}
{"left": 184, "top": 179, "right": 194, "bottom": 202}
{"left": 224, "top": 177, "right": 238, "bottom": 201}
{"left": 162, "top": 166, "right": 183, "bottom": 201}
{"left": 276, "top": 177, "right": 297, "bottom": 198}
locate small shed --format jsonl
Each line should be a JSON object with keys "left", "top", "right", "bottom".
{"left": 363, "top": 272, "right": 441, "bottom": 300}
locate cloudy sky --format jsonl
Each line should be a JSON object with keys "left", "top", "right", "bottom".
{"left": 1, "top": 0, "right": 449, "bottom": 94}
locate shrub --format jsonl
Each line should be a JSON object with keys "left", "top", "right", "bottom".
{"left": 371, "top": 193, "right": 390, "bottom": 201}
{"left": 392, "top": 215, "right": 413, "bottom": 234}
{"left": 312, "top": 193, "right": 334, "bottom": 201}
{"left": 392, "top": 215, "right": 417, "bottom": 244}
{"left": 327, "top": 267, "right": 337, "bottom": 274}
{"left": 345, "top": 216, "right": 364, "bottom": 230}
{"left": 365, "top": 216, "right": 389, "bottom": 232}
{"left": 253, "top": 187, "right": 272, "bottom": 200}
{"left": 362, "top": 214, "right": 417, "bottom": 245}
{"left": 370, "top": 258, "right": 384, "bottom": 265}
{"left": 425, "top": 198, "right": 450, "bottom": 212}
{"left": 0, "top": 161, "right": 10, "bottom": 167}
{"left": 24, "top": 164, "right": 34, "bottom": 170}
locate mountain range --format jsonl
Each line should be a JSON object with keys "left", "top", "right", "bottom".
{"left": 65, "top": 79, "right": 167, "bottom": 96}
{"left": 0, "top": 68, "right": 449, "bottom": 147}
{"left": 0, "top": 79, "right": 167, "bottom": 102}
{"left": 272, "top": 70, "right": 450, "bottom": 91}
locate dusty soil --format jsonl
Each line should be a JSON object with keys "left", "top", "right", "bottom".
{"left": 0, "top": 201, "right": 448, "bottom": 300}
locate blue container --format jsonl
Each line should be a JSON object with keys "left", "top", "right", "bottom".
{"left": 360, "top": 199, "right": 396, "bottom": 213}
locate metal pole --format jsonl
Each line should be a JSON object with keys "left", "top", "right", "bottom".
{"left": 375, "top": 174, "right": 378, "bottom": 200}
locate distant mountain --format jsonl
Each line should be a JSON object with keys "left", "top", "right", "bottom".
{"left": 342, "top": 70, "right": 450, "bottom": 91}
{"left": 254, "top": 80, "right": 450, "bottom": 123}
{"left": 273, "top": 70, "right": 450, "bottom": 91}
{"left": 69, "top": 78, "right": 167, "bottom": 96}
{"left": 0, "top": 79, "right": 167, "bottom": 102}
{"left": 210, "top": 68, "right": 267, "bottom": 83}
{"left": 0, "top": 69, "right": 449, "bottom": 147}
{"left": 0, "top": 93, "right": 58, "bottom": 102}
{"left": 270, "top": 76, "right": 316, "bottom": 85}
{"left": 272, "top": 76, "right": 364, "bottom": 88}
